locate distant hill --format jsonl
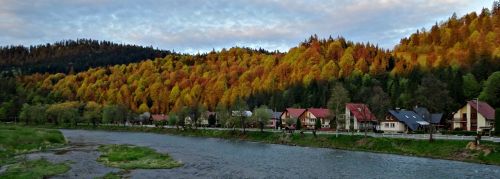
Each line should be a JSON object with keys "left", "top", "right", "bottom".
{"left": 15, "top": 3, "right": 500, "bottom": 115}
{"left": 0, "top": 39, "right": 170, "bottom": 74}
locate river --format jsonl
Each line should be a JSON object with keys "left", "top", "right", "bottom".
{"left": 27, "top": 129, "right": 500, "bottom": 178}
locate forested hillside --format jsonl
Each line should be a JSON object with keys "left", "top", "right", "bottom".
{"left": 0, "top": 39, "right": 170, "bottom": 74}
{"left": 2, "top": 3, "right": 500, "bottom": 123}
{"left": 19, "top": 38, "right": 391, "bottom": 113}
{"left": 394, "top": 5, "right": 500, "bottom": 81}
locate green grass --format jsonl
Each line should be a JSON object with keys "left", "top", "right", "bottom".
{"left": 95, "top": 172, "right": 123, "bottom": 179}
{"left": 0, "top": 158, "right": 70, "bottom": 179}
{"left": 97, "top": 144, "right": 183, "bottom": 169}
{"left": 0, "top": 125, "right": 66, "bottom": 166}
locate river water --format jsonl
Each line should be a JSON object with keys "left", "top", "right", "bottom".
{"left": 30, "top": 129, "right": 500, "bottom": 178}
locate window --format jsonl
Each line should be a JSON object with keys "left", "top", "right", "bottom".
{"left": 390, "top": 123, "right": 395, "bottom": 128}
{"left": 384, "top": 123, "right": 389, "bottom": 128}
{"left": 405, "top": 115, "right": 409, "bottom": 118}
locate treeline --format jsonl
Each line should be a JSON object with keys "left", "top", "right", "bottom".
{"left": 15, "top": 100, "right": 272, "bottom": 133}
{"left": 17, "top": 101, "right": 132, "bottom": 127}
{"left": 2, "top": 3, "right": 500, "bottom": 123}
{"left": 0, "top": 39, "right": 170, "bottom": 74}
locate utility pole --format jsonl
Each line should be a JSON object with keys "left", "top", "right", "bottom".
{"left": 474, "top": 98, "right": 481, "bottom": 144}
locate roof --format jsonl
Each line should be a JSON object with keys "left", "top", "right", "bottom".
{"left": 232, "top": 111, "right": 252, "bottom": 117}
{"left": 151, "top": 114, "right": 167, "bottom": 121}
{"left": 388, "top": 110, "right": 427, "bottom": 131}
{"left": 346, "top": 103, "right": 376, "bottom": 122}
{"left": 430, "top": 113, "right": 443, "bottom": 124}
{"left": 272, "top": 112, "right": 282, "bottom": 119}
{"left": 285, "top": 108, "right": 306, "bottom": 118}
{"left": 414, "top": 107, "right": 443, "bottom": 124}
{"left": 414, "top": 107, "right": 430, "bottom": 119}
{"left": 468, "top": 100, "right": 495, "bottom": 120}
{"left": 308, "top": 108, "right": 330, "bottom": 118}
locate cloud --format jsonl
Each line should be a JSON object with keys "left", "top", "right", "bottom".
{"left": 0, "top": 0, "right": 493, "bottom": 53}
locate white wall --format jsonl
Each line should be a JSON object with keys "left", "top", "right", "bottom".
{"left": 380, "top": 121, "right": 405, "bottom": 132}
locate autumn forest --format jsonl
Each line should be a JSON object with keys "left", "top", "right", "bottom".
{"left": 1, "top": 3, "right": 499, "bottom": 125}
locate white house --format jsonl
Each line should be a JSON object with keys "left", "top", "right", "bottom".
{"left": 344, "top": 103, "right": 377, "bottom": 131}
{"left": 452, "top": 100, "right": 495, "bottom": 132}
{"left": 381, "top": 109, "right": 428, "bottom": 133}
{"left": 301, "top": 108, "right": 330, "bottom": 129}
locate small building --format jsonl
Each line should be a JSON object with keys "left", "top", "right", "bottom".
{"left": 280, "top": 108, "right": 306, "bottom": 127}
{"left": 132, "top": 112, "right": 151, "bottom": 125}
{"left": 268, "top": 112, "right": 282, "bottom": 129}
{"left": 414, "top": 107, "right": 443, "bottom": 128}
{"left": 151, "top": 114, "right": 167, "bottom": 122}
{"left": 344, "top": 103, "right": 377, "bottom": 131}
{"left": 151, "top": 114, "right": 167, "bottom": 127}
{"left": 184, "top": 116, "right": 193, "bottom": 126}
{"left": 200, "top": 111, "right": 217, "bottom": 127}
{"left": 452, "top": 100, "right": 495, "bottom": 132}
{"left": 302, "top": 108, "right": 330, "bottom": 129}
{"left": 381, "top": 109, "right": 428, "bottom": 133}
{"left": 232, "top": 111, "right": 252, "bottom": 117}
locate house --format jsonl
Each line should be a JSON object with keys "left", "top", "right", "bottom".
{"left": 268, "top": 112, "right": 282, "bottom": 129}
{"left": 414, "top": 107, "right": 443, "bottom": 128}
{"left": 200, "top": 111, "right": 217, "bottom": 127}
{"left": 132, "top": 112, "right": 151, "bottom": 125}
{"left": 151, "top": 114, "right": 167, "bottom": 122}
{"left": 232, "top": 111, "right": 252, "bottom": 117}
{"left": 280, "top": 108, "right": 306, "bottom": 127}
{"left": 381, "top": 109, "right": 428, "bottom": 133}
{"left": 151, "top": 114, "right": 167, "bottom": 126}
{"left": 452, "top": 100, "right": 495, "bottom": 132}
{"left": 301, "top": 108, "right": 330, "bottom": 129}
{"left": 184, "top": 116, "right": 193, "bottom": 126}
{"left": 344, "top": 103, "right": 377, "bottom": 131}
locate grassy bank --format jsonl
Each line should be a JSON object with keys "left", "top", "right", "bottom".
{"left": 0, "top": 159, "right": 70, "bottom": 178}
{"left": 0, "top": 125, "right": 67, "bottom": 166}
{"left": 97, "top": 144, "right": 183, "bottom": 169}
{"left": 0, "top": 125, "right": 70, "bottom": 178}
{"left": 12, "top": 124, "right": 500, "bottom": 166}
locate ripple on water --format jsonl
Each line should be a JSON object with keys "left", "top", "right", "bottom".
{"left": 47, "top": 129, "right": 500, "bottom": 179}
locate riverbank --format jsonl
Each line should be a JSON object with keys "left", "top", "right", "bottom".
{"left": 0, "top": 125, "right": 67, "bottom": 165}
{"left": 27, "top": 124, "right": 500, "bottom": 166}
{"left": 0, "top": 125, "right": 71, "bottom": 178}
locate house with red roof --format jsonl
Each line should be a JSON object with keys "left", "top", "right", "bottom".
{"left": 452, "top": 100, "right": 495, "bottom": 132}
{"left": 280, "top": 108, "right": 306, "bottom": 128}
{"left": 301, "top": 108, "right": 331, "bottom": 129}
{"left": 344, "top": 103, "right": 377, "bottom": 131}
{"left": 151, "top": 114, "right": 167, "bottom": 122}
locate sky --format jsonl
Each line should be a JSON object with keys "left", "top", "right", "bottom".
{"left": 0, "top": 0, "right": 494, "bottom": 53}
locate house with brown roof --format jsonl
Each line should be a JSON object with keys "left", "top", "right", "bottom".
{"left": 301, "top": 108, "right": 330, "bottom": 129}
{"left": 344, "top": 103, "right": 377, "bottom": 131}
{"left": 280, "top": 108, "right": 306, "bottom": 128}
{"left": 452, "top": 100, "right": 495, "bottom": 132}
